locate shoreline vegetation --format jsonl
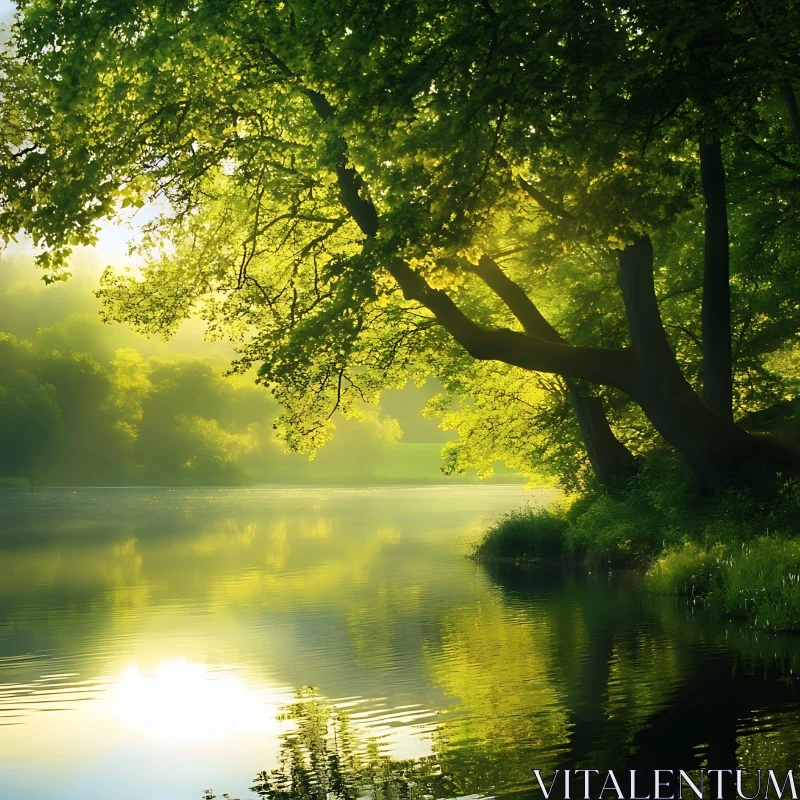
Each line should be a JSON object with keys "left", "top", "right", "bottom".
{"left": 474, "top": 451, "right": 800, "bottom": 633}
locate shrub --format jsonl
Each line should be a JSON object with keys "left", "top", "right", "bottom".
{"left": 563, "top": 492, "right": 668, "bottom": 566}
{"left": 477, "top": 452, "right": 800, "bottom": 629}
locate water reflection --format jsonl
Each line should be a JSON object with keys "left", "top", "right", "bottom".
{"left": 472, "top": 564, "right": 800, "bottom": 798}
{"left": 215, "top": 688, "right": 458, "bottom": 800}
{"left": 1, "top": 487, "right": 800, "bottom": 799}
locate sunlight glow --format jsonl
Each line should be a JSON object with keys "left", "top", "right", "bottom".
{"left": 112, "top": 659, "right": 280, "bottom": 743}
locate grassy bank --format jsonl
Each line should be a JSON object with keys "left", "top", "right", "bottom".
{"left": 647, "top": 539, "right": 800, "bottom": 631}
{"left": 474, "top": 453, "right": 800, "bottom": 631}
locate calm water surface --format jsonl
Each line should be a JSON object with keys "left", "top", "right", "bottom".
{"left": 2, "top": 486, "right": 800, "bottom": 799}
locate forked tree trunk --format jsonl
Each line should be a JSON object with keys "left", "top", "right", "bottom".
{"left": 699, "top": 140, "right": 733, "bottom": 421}
{"left": 618, "top": 236, "right": 798, "bottom": 484}
{"left": 472, "top": 255, "right": 636, "bottom": 488}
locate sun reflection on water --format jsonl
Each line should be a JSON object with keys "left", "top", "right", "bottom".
{"left": 112, "top": 659, "right": 283, "bottom": 744}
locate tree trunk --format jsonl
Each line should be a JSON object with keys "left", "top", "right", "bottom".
{"left": 781, "top": 83, "right": 800, "bottom": 151}
{"left": 618, "top": 236, "right": 797, "bottom": 484}
{"left": 472, "top": 255, "right": 636, "bottom": 488}
{"left": 699, "top": 140, "right": 733, "bottom": 422}
{"left": 568, "top": 385, "right": 637, "bottom": 488}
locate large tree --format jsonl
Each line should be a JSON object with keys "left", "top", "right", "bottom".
{"left": 2, "top": 0, "right": 800, "bottom": 486}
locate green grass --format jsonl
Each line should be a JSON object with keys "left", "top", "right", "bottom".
{"left": 648, "top": 539, "right": 800, "bottom": 632}
{"left": 475, "top": 452, "right": 800, "bottom": 630}
{"left": 645, "top": 541, "right": 725, "bottom": 596}
{"left": 266, "top": 443, "right": 527, "bottom": 485}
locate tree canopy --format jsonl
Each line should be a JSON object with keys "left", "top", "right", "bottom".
{"left": 2, "top": 0, "right": 800, "bottom": 487}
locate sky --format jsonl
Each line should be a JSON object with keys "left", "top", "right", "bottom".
{"left": 0, "top": 1, "right": 13, "bottom": 40}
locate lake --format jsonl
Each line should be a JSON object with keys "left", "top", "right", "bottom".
{"left": 2, "top": 486, "right": 800, "bottom": 800}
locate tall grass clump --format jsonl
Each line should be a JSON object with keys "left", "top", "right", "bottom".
{"left": 646, "top": 542, "right": 726, "bottom": 597}
{"left": 473, "top": 506, "right": 568, "bottom": 562}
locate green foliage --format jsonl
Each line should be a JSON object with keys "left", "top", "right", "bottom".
{"left": 478, "top": 452, "right": 800, "bottom": 629}
{"left": 719, "top": 539, "right": 800, "bottom": 631}
{"left": 476, "top": 453, "right": 689, "bottom": 565}
{"left": 1, "top": 0, "right": 798, "bottom": 492}
{"left": 1, "top": 0, "right": 800, "bottom": 496}
{"left": 478, "top": 453, "right": 800, "bottom": 569}
{"left": 0, "top": 258, "right": 523, "bottom": 485}
{"left": 0, "top": 360, "right": 61, "bottom": 477}
{"left": 426, "top": 364, "right": 598, "bottom": 491}
{"left": 0, "top": 324, "right": 452, "bottom": 486}
{"left": 473, "top": 506, "right": 567, "bottom": 562}
{"left": 645, "top": 542, "right": 726, "bottom": 598}
{"left": 0, "top": 330, "right": 266, "bottom": 484}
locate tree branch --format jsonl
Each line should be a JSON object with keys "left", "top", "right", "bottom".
{"left": 496, "top": 154, "right": 573, "bottom": 219}
{"left": 388, "top": 258, "right": 638, "bottom": 390}
{"left": 657, "top": 283, "right": 701, "bottom": 304}
{"left": 289, "top": 70, "right": 638, "bottom": 392}
{"left": 471, "top": 254, "right": 566, "bottom": 342}
{"left": 516, "top": 175, "right": 574, "bottom": 219}
{"left": 734, "top": 129, "right": 800, "bottom": 174}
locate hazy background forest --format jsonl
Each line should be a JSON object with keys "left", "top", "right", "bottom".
{"left": 0, "top": 249, "right": 523, "bottom": 486}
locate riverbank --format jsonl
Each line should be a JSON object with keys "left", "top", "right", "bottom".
{"left": 474, "top": 453, "right": 800, "bottom": 632}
